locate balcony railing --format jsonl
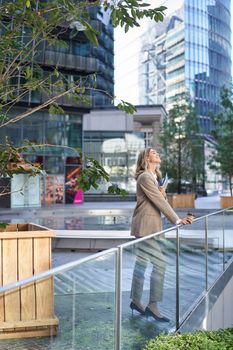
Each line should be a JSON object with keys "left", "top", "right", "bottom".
{"left": 36, "top": 51, "right": 98, "bottom": 73}
{"left": 0, "top": 208, "right": 232, "bottom": 349}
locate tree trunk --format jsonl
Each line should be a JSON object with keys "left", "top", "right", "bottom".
{"left": 229, "top": 175, "right": 233, "bottom": 197}
{"left": 177, "top": 139, "right": 182, "bottom": 194}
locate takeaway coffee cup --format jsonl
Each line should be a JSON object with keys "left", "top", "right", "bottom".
{"left": 187, "top": 212, "right": 195, "bottom": 223}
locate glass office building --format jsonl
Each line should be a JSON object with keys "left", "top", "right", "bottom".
{"left": 0, "top": 6, "right": 114, "bottom": 206}
{"left": 185, "top": 0, "right": 231, "bottom": 133}
{"left": 140, "top": 0, "right": 232, "bottom": 135}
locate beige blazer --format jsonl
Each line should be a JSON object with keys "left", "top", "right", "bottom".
{"left": 131, "top": 172, "right": 179, "bottom": 237}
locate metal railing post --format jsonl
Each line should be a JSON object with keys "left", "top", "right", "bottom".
{"left": 223, "top": 211, "right": 225, "bottom": 270}
{"left": 205, "top": 216, "right": 208, "bottom": 290}
{"left": 176, "top": 227, "right": 180, "bottom": 330}
{"left": 72, "top": 279, "right": 76, "bottom": 349}
{"left": 115, "top": 246, "right": 123, "bottom": 350}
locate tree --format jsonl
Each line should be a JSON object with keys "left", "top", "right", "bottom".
{"left": 0, "top": 0, "right": 167, "bottom": 197}
{"left": 208, "top": 86, "right": 233, "bottom": 196}
{"left": 160, "top": 98, "right": 204, "bottom": 194}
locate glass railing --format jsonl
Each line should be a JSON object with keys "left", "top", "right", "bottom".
{"left": 0, "top": 208, "right": 232, "bottom": 350}
{"left": 120, "top": 229, "right": 178, "bottom": 349}
{"left": 178, "top": 218, "right": 206, "bottom": 323}
{"left": 207, "top": 212, "right": 225, "bottom": 288}
{"left": 0, "top": 249, "right": 118, "bottom": 350}
{"left": 53, "top": 249, "right": 117, "bottom": 350}
{"left": 223, "top": 209, "right": 233, "bottom": 266}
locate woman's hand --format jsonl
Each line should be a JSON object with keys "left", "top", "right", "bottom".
{"left": 180, "top": 216, "right": 193, "bottom": 225}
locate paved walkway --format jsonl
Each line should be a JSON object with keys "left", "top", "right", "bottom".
{"left": 195, "top": 193, "right": 221, "bottom": 209}
{"left": 0, "top": 193, "right": 222, "bottom": 216}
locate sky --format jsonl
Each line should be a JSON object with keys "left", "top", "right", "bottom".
{"left": 114, "top": 0, "right": 233, "bottom": 105}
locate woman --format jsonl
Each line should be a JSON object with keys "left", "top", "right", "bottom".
{"left": 130, "top": 148, "right": 193, "bottom": 322}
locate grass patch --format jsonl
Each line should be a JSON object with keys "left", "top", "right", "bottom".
{"left": 143, "top": 328, "right": 233, "bottom": 350}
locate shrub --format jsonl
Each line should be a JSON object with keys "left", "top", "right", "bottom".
{"left": 143, "top": 328, "right": 233, "bottom": 350}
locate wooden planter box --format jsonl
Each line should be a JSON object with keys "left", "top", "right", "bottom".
{"left": 167, "top": 193, "right": 195, "bottom": 208}
{"left": 0, "top": 223, "right": 58, "bottom": 339}
{"left": 220, "top": 196, "right": 233, "bottom": 209}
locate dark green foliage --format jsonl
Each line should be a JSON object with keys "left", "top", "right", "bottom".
{"left": 107, "top": 184, "right": 127, "bottom": 197}
{"left": 107, "top": 0, "right": 166, "bottom": 32}
{"left": 143, "top": 328, "right": 233, "bottom": 350}
{"left": 160, "top": 98, "right": 204, "bottom": 194}
{"left": 208, "top": 86, "right": 233, "bottom": 196}
{"left": 117, "top": 100, "right": 137, "bottom": 114}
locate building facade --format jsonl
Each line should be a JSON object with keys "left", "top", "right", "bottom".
{"left": 83, "top": 105, "right": 166, "bottom": 195}
{"left": 139, "top": 0, "right": 232, "bottom": 135}
{"left": 0, "top": 6, "right": 114, "bottom": 206}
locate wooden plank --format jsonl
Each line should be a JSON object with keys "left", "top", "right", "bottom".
{"left": 220, "top": 196, "right": 233, "bottom": 208}
{"left": 18, "top": 239, "right": 35, "bottom": 321}
{"left": 0, "top": 317, "right": 59, "bottom": 329}
{"left": 17, "top": 224, "right": 29, "bottom": 231}
{"left": 0, "top": 325, "right": 58, "bottom": 339}
{"left": 2, "top": 240, "right": 20, "bottom": 322}
{"left": 0, "top": 240, "right": 4, "bottom": 322}
{"left": 0, "top": 231, "right": 55, "bottom": 239}
{"left": 34, "top": 238, "right": 54, "bottom": 319}
{"left": 5, "top": 224, "right": 18, "bottom": 232}
{"left": 167, "top": 193, "right": 195, "bottom": 208}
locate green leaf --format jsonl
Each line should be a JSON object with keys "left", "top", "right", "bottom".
{"left": 125, "top": 24, "right": 130, "bottom": 33}
{"left": 48, "top": 104, "right": 64, "bottom": 115}
{"left": 26, "top": 0, "right": 31, "bottom": 8}
{"left": 117, "top": 100, "right": 137, "bottom": 114}
{"left": 0, "top": 223, "right": 7, "bottom": 229}
{"left": 84, "top": 29, "right": 98, "bottom": 47}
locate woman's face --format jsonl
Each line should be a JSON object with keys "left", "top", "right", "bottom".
{"left": 147, "top": 148, "right": 161, "bottom": 164}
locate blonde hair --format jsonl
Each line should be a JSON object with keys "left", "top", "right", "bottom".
{"left": 135, "top": 148, "right": 162, "bottom": 180}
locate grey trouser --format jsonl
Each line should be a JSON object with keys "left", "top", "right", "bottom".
{"left": 130, "top": 237, "right": 166, "bottom": 303}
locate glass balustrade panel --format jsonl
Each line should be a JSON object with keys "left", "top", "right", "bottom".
{"left": 179, "top": 219, "right": 206, "bottom": 323}
{"left": 0, "top": 250, "right": 117, "bottom": 350}
{"left": 223, "top": 209, "right": 233, "bottom": 267}
{"left": 121, "top": 230, "right": 177, "bottom": 350}
{"left": 207, "top": 213, "right": 224, "bottom": 288}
